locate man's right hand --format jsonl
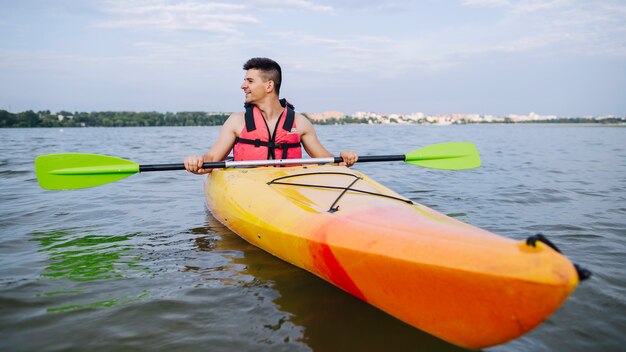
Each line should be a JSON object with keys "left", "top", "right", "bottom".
{"left": 184, "top": 155, "right": 212, "bottom": 175}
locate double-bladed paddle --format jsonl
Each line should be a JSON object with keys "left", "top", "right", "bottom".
{"left": 35, "top": 142, "right": 481, "bottom": 190}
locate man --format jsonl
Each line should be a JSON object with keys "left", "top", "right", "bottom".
{"left": 184, "top": 57, "right": 358, "bottom": 174}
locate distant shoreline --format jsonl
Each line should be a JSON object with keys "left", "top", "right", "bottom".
{"left": 1, "top": 109, "right": 624, "bottom": 128}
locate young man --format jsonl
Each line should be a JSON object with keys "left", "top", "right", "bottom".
{"left": 184, "top": 57, "right": 358, "bottom": 174}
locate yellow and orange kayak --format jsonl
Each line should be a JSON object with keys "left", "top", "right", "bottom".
{"left": 204, "top": 165, "right": 581, "bottom": 349}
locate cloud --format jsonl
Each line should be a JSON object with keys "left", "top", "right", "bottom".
{"left": 95, "top": 0, "right": 257, "bottom": 33}
{"left": 31, "top": 0, "right": 624, "bottom": 80}
{"left": 511, "top": 0, "right": 570, "bottom": 13}
{"left": 460, "top": 0, "right": 573, "bottom": 10}
{"left": 456, "top": 0, "right": 626, "bottom": 58}
{"left": 272, "top": 0, "right": 626, "bottom": 78}
{"left": 460, "top": 0, "right": 510, "bottom": 7}
{"left": 332, "top": 0, "right": 626, "bottom": 78}
{"left": 250, "top": 0, "right": 333, "bottom": 12}
{"left": 94, "top": 0, "right": 334, "bottom": 33}
{"left": 321, "top": 1, "right": 413, "bottom": 13}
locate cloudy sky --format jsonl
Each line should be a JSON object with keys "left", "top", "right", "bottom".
{"left": 1, "top": 0, "right": 625, "bottom": 115}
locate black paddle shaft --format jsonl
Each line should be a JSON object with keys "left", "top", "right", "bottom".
{"left": 139, "top": 162, "right": 226, "bottom": 172}
{"left": 333, "top": 155, "right": 405, "bottom": 163}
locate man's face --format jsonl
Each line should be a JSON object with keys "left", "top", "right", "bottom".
{"left": 241, "top": 69, "right": 270, "bottom": 104}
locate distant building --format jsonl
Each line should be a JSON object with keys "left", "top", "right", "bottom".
{"left": 57, "top": 114, "right": 74, "bottom": 121}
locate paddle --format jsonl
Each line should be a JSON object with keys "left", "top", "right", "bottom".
{"left": 35, "top": 142, "right": 480, "bottom": 190}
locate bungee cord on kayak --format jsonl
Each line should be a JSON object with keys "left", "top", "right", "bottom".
{"left": 267, "top": 171, "right": 414, "bottom": 213}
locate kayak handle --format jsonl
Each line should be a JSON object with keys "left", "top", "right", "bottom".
{"left": 526, "top": 234, "right": 592, "bottom": 282}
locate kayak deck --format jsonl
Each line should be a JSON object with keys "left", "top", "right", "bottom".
{"left": 204, "top": 165, "right": 579, "bottom": 349}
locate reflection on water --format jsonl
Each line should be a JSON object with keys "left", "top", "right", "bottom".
{"left": 31, "top": 229, "right": 149, "bottom": 313}
{"left": 198, "top": 215, "right": 470, "bottom": 351}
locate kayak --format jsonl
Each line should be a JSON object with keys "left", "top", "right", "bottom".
{"left": 203, "top": 164, "right": 580, "bottom": 349}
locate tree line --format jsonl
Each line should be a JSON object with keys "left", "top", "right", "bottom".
{"left": 0, "top": 110, "right": 371, "bottom": 128}
{"left": 1, "top": 109, "right": 624, "bottom": 128}
{"left": 0, "top": 110, "right": 230, "bottom": 128}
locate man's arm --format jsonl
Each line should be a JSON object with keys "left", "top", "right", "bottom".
{"left": 184, "top": 112, "right": 243, "bottom": 174}
{"left": 297, "top": 114, "right": 358, "bottom": 166}
{"left": 297, "top": 114, "right": 333, "bottom": 158}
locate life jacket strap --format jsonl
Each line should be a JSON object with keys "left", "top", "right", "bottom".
{"left": 244, "top": 99, "right": 295, "bottom": 133}
{"left": 234, "top": 137, "right": 301, "bottom": 159}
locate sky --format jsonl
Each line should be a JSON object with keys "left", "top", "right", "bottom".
{"left": 1, "top": 0, "right": 625, "bottom": 116}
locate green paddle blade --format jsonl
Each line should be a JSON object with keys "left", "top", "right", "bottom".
{"left": 405, "top": 142, "right": 481, "bottom": 170}
{"left": 35, "top": 153, "right": 140, "bottom": 190}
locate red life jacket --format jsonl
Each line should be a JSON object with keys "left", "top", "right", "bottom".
{"left": 233, "top": 99, "right": 302, "bottom": 161}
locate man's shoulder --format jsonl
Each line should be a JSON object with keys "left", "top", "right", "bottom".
{"left": 294, "top": 112, "right": 311, "bottom": 124}
{"left": 294, "top": 113, "right": 314, "bottom": 135}
{"left": 295, "top": 112, "right": 312, "bottom": 124}
{"left": 226, "top": 111, "right": 245, "bottom": 124}
{"left": 224, "top": 112, "right": 245, "bottom": 134}
{"left": 229, "top": 111, "right": 245, "bottom": 119}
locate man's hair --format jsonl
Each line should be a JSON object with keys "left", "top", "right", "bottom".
{"left": 243, "top": 57, "right": 282, "bottom": 95}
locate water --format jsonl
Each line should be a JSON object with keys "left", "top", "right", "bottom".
{"left": 1, "top": 124, "right": 624, "bottom": 351}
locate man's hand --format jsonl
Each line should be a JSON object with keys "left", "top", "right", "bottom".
{"left": 184, "top": 155, "right": 212, "bottom": 174}
{"left": 339, "top": 150, "right": 358, "bottom": 167}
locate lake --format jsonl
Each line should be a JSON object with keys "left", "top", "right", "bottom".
{"left": 1, "top": 124, "right": 624, "bottom": 351}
